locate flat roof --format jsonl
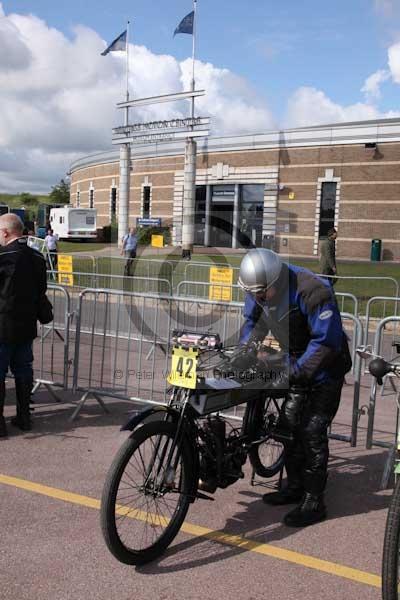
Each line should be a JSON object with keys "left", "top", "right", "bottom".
{"left": 70, "top": 117, "right": 400, "bottom": 173}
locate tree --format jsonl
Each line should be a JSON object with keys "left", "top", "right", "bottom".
{"left": 19, "top": 192, "right": 38, "bottom": 208}
{"left": 49, "top": 178, "right": 70, "bottom": 205}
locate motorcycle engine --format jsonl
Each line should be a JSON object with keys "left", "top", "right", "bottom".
{"left": 198, "top": 417, "right": 247, "bottom": 490}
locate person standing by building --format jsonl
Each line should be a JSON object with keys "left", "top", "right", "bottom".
{"left": 0, "top": 214, "right": 50, "bottom": 436}
{"left": 44, "top": 228, "right": 59, "bottom": 271}
{"left": 319, "top": 228, "right": 338, "bottom": 285}
{"left": 121, "top": 228, "right": 138, "bottom": 277}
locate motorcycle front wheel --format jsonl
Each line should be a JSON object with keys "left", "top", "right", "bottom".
{"left": 100, "top": 420, "right": 194, "bottom": 565}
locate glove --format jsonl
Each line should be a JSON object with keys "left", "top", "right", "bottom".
{"left": 281, "top": 392, "right": 304, "bottom": 430}
{"left": 230, "top": 351, "right": 257, "bottom": 372}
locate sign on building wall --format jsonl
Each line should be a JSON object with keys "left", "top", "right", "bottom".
{"left": 209, "top": 266, "right": 233, "bottom": 302}
{"left": 57, "top": 254, "right": 74, "bottom": 286}
{"left": 137, "top": 217, "right": 162, "bottom": 227}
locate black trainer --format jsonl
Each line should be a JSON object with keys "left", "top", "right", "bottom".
{"left": 262, "top": 487, "right": 304, "bottom": 506}
{"left": 283, "top": 492, "right": 327, "bottom": 527}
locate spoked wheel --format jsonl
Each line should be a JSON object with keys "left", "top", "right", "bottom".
{"left": 248, "top": 395, "right": 285, "bottom": 478}
{"left": 382, "top": 477, "right": 400, "bottom": 599}
{"left": 100, "top": 421, "right": 194, "bottom": 565}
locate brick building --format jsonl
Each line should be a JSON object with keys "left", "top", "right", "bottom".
{"left": 69, "top": 118, "right": 400, "bottom": 260}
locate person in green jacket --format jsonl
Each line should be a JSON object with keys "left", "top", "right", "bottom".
{"left": 319, "top": 228, "right": 337, "bottom": 286}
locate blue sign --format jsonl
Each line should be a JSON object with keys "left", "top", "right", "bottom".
{"left": 137, "top": 218, "right": 162, "bottom": 227}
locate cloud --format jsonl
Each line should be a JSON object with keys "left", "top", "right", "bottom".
{"left": 361, "top": 69, "right": 390, "bottom": 100}
{"left": 0, "top": 10, "right": 32, "bottom": 70}
{"left": 388, "top": 40, "right": 400, "bottom": 83}
{"left": 0, "top": 6, "right": 275, "bottom": 193}
{"left": 285, "top": 86, "right": 399, "bottom": 128}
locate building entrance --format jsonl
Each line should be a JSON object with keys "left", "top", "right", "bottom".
{"left": 210, "top": 202, "right": 233, "bottom": 247}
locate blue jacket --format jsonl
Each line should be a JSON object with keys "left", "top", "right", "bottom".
{"left": 239, "top": 264, "right": 350, "bottom": 384}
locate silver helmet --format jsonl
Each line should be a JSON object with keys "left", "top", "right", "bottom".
{"left": 238, "top": 248, "right": 283, "bottom": 293}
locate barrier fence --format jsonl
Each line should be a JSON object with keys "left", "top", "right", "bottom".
{"left": 65, "top": 287, "right": 362, "bottom": 447}
{"left": 363, "top": 296, "right": 400, "bottom": 347}
{"left": 29, "top": 276, "right": 392, "bottom": 455}
{"left": 33, "top": 284, "right": 72, "bottom": 399}
{"left": 47, "top": 270, "right": 172, "bottom": 297}
{"left": 71, "top": 289, "right": 244, "bottom": 420}
{"left": 365, "top": 315, "right": 400, "bottom": 451}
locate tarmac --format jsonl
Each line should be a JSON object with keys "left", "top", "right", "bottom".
{"left": 0, "top": 369, "right": 396, "bottom": 600}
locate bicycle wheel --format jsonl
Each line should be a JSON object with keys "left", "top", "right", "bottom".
{"left": 382, "top": 477, "right": 400, "bottom": 599}
{"left": 248, "top": 396, "right": 285, "bottom": 478}
{"left": 100, "top": 420, "right": 194, "bottom": 565}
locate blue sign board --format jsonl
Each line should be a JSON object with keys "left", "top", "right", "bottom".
{"left": 136, "top": 217, "right": 162, "bottom": 227}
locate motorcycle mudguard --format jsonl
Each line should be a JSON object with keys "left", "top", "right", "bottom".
{"left": 120, "top": 405, "right": 180, "bottom": 432}
{"left": 121, "top": 405, "right": 200, "bottom": 503}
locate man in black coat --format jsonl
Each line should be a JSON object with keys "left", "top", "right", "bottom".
{"left": 0, "top": 214, "right": 47, "bottom": 436}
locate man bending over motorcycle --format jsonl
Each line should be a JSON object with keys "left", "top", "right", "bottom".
{"left": 237, "top": 248, "right": 351, "bottom": 527}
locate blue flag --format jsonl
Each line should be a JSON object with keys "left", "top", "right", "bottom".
{"left": 101, "top": 30, "right": 127, "bottom": 56}
{"left": 173, "top": 11, "right": 194, "bottom": 36}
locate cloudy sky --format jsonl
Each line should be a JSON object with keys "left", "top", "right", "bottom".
{"left": 1, "top": 0, "right": 400, "bottom": 192}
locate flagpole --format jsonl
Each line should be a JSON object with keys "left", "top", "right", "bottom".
{"left": 191, "top": 0, "right": 197, "bottom": 119}
{"left": 125, "top": 20, "right": 130, "bottom": 126}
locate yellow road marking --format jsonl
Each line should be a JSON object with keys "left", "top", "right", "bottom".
{"left": 0, "top": 472, "right": 381, "bottom": 589}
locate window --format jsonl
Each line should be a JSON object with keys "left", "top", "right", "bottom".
{"left": 110, "top": 188, "right": 117, "bottom": 219}
{"left": 89, "top": 189, "right": 94, "bottom": 209}
{"left": 142, "top": 186, "right": 150, "bottom": 218}
{"left": 319, "top": 182, "right": 337, "bottom": 237}
{"left": 76, "top": 191, "right": 80, "bottom": 208}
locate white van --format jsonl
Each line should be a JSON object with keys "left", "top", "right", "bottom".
{"left": 49, "top": 207, "right": 97, "bottom": 240}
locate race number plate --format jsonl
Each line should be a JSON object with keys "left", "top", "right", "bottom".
{"left": 167, "top": 346, "right": 198, "bottom": 389}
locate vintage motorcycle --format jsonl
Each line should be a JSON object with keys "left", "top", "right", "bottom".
{"left": 100, "top": 332, "right": 299, "bottom": 565}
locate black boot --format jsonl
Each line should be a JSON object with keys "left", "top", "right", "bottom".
{"left": 0, "top": 380, "right": 7, "bottom": 437}
{"left": 11, "top": 379, "right": 32, "bottom": 431}
{"left": 263, "top": 485, "right": 304, "bottom": 506}
{"left": 283, "top": 492, "right": 327, "bottom": 527}
{"left": 264, "top": 444, "right": 304, "bottom": 505}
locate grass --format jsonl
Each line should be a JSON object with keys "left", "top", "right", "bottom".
{"left": 58, "top": 241, "right": 109, "bottom": 253}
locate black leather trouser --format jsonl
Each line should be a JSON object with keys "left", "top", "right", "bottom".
{"left": 284, "top": 378, "right": 344, "bottom": 496}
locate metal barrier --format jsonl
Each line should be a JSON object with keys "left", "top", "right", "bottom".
{"left": 316, "top": 274, "right": 399, "bottom": 304}
{"left": 363, "top": 296, "right": 400, "bottom": 347}
{"left": 47, "top": 270, "right": 172, "bottom": 296}
{"left": 176, "top": 282, "right": 358, "bottom": 320}
{"left": 33, "top": 284, "right": 72, "bottom": 399}
{"left": 331, "top": 313, "right": 364, "bottom": 447}
{"left": 69, "top": 253, "right": 96, "bottom": 275}
{"left": 176, "top": 280, "right": 245, "bottom": 303}
{"left": 184, "top": 261, "right": 240, "bottom": 286}
{"left": 71, "top": 289, "right": 245, "bottom": 420}
{"left": 335, "top": 292, "right": 358, "bottom": 317}
{"left": 70, "top": 287, "right": 362, "bottom": 442}
{"left": 365, "top": 315, "right": 400, "bottom": 452}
